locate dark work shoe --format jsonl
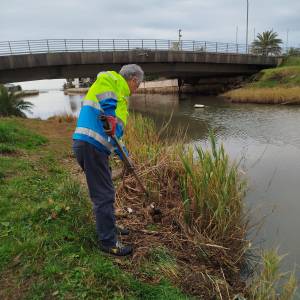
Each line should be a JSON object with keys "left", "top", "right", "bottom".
{"left": 100, "top": 241, "right": 133, "bottom": 256}
{"left": 116, "top": 226, "right": 129, "bottom": 236}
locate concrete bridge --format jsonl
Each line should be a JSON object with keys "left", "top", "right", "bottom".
{"left": 0, "top": 39, "right": 280, "bottom": 84}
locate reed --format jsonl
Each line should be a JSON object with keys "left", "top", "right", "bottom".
{"left": 118, "top": 113, "right": 296, "bottom": 299}
{"left": 223, "top": 87, "right": 300, "bottom": 104}
{"left": 179, "top": 131, "right": 245, "bottom": 241}
{"left": 119, "top": 114, "right": 246, "bottom": 297}
{"left": 248, "top": 249, "right": 297, "bottom": 300}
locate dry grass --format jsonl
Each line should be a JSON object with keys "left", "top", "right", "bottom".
{"left": 113, "top": 114, "right": 249, "bottom": 298}
{"left": 47, "top": 113, "right": 77, "bottom": 123}
{"left": 223, "top": 87, "right": 300, "bottom": 104}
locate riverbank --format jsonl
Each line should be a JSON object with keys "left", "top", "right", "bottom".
{"left": 223, "top": 56, "right": 300, "bottom": 104}
{"left": 15, "top": 89, "right": 39, "bottom": 97}
{"left": 0, "top": 115, "right": 296, "bottom": 299}
{"left": 64, "top": 80, "right": 179, "bottom": 95}
{"left": 65, "top": 77, "right": 242, "bottom": 96}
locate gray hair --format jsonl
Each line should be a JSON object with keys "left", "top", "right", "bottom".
{"left": 119, "top": 64, "right": 144, "bottom": 84}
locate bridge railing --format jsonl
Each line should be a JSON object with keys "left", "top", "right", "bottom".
{"left": 0, "top": 39, "right": 294, "bottom": 56}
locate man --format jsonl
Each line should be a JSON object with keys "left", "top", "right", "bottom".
{"left": 72, "top": 64, "right": 144, "bottom": 256}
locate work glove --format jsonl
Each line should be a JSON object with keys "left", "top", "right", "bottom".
{"left": 104, "top": 116, "right": 117, "bottom": 136}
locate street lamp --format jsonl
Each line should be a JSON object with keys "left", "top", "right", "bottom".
{"left": 178, "top": 29, "right": 182, "bottom": 50}
{"left": 246, "top": 0, "right": 249, "bottom": 53}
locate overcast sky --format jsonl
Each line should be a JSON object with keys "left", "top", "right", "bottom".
{"left": 1, "top": 0, "right": 300, "bottom": 47}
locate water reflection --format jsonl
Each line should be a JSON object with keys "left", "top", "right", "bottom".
{"left": 69, "top": 95, "right": 80, "bottom": 113}
{"left": 26, "top": 91, "right": 82, "bottom": 119}
{"left": 130, "top": 94, "right": 213, "bottom": 140}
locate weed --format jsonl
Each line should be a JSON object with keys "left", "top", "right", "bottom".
{"left": 248, "top": 249, "right": 297, "bottom": 300}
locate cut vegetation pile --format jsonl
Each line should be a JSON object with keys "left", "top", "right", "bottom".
{"left": 0, "top": 116, "right": 297, "bottom": 299}
{"left": 223, "top": 56, "right": 300, "bottom": 104}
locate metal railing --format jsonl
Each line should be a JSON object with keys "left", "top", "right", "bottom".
{"left": 0, "top": 39, "right": 293, "bottom": 57}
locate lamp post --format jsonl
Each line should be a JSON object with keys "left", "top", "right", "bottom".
{"left": 246, "top": 0, "right": 249, "bottom": 53}
{"left": 178, "top": 29, "right": 182, "bottom": 50}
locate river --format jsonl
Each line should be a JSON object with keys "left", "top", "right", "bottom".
{"left": 24, "top": 88, "right": 300, "bottom": 287}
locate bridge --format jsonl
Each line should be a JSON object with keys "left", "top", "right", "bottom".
{"left": 0, "top": 39, "right": 280, "bottom": 84}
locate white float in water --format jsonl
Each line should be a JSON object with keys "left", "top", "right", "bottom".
{"left": 194, "top": 104, "right": 205, "bottom": 108}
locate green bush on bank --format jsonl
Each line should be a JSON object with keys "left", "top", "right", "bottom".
{"left": 0, "top": 85, "right": 33, "bottom": 117}
{"left": 249, "top": 56, "right": 300, "bottom": 89}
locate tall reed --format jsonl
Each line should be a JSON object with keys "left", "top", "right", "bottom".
{"left": 179, "top": 131, "right": 245, "bottom": 241}
{"left": 120, "top": 113, "right": 296, "bottom": 298}
{"left": 248, "top": 250, "right": 297, "bottom": 300}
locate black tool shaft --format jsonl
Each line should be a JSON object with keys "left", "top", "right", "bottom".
{"left": 111, "top": 135, "right": 148, "bottom": 196}
{"left": 100, "top": 115, "right": 148, "bottom": 196}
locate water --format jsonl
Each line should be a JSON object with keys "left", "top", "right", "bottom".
{"left": 24, "top": 90, "right": 300, "bottom": 281}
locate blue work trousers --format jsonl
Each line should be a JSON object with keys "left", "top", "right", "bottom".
{"left": 72, "top": 140, "right": 116, "bottom": 247}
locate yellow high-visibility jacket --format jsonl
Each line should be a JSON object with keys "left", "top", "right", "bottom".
{"left": 73, "top": 71, "right": 130, "bottom": 156}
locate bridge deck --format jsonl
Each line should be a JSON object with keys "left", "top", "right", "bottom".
{"left": 0, "top": 39, "right": 280, "bottom": 83}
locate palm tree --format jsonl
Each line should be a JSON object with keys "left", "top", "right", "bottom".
{"left": 251, "top": 30, "right": 283, "bottom": 56}
{"left": 0, "top": 85, "right": 33, "bottom": 118}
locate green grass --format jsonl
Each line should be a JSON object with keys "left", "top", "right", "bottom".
{"left": 0, "top": 119, "right": 47, "bottom": 150}
{"left": 250, "top": 66, "right": 300, "bottom": 88}
{"left": 281, "top": 56, "right": 300, "bottom": 67}
{"left": 0, "top": 119, "right": 189, "bottom": 300}
{"left": 223, "top": 56, "right": 300, "bottom": 103}
{"left": 247, "top": 56, "right": 300, "bottom": 88}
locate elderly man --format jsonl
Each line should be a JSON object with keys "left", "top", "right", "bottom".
{"left": 72, "top": 64, "right": 144, "bottom": 256}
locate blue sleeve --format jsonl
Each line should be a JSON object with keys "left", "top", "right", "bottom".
{"left": 99, "top": 98, "right": 117, "bottom": 116}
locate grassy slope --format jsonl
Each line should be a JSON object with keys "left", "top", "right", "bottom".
{"left": 0, "top": 118, "right": 188, "bottom": 300}
{"left": 250, "top": 56, "right": 300, "bottom": 88}
{"left": 223, "top": 56, "right": 300, "bottom": 103}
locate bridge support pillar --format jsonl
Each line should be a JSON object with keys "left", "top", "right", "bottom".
{"left": 178, "top": 78, "right": 184, "bottom": 96}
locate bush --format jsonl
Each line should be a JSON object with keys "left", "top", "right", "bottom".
{"left": 0, "top": 85, "right": 33, "bottom": 117}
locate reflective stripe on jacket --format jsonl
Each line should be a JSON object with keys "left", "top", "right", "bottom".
{"left": 73, "top": 71, "right": 130, "bottom": 155}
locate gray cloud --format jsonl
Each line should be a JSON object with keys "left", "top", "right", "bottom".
{"left": 1, "top": 0, "right": 300, "bottom": 46}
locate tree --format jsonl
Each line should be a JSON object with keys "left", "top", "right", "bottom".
{"left": 0, "top": 85, "right": 33, "bottom": 118}
{"left": 287, "top": 47, "right": 300, "bottom": 56}
{"left": 251, "top": 30, "right": 283, "bottom": 56}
